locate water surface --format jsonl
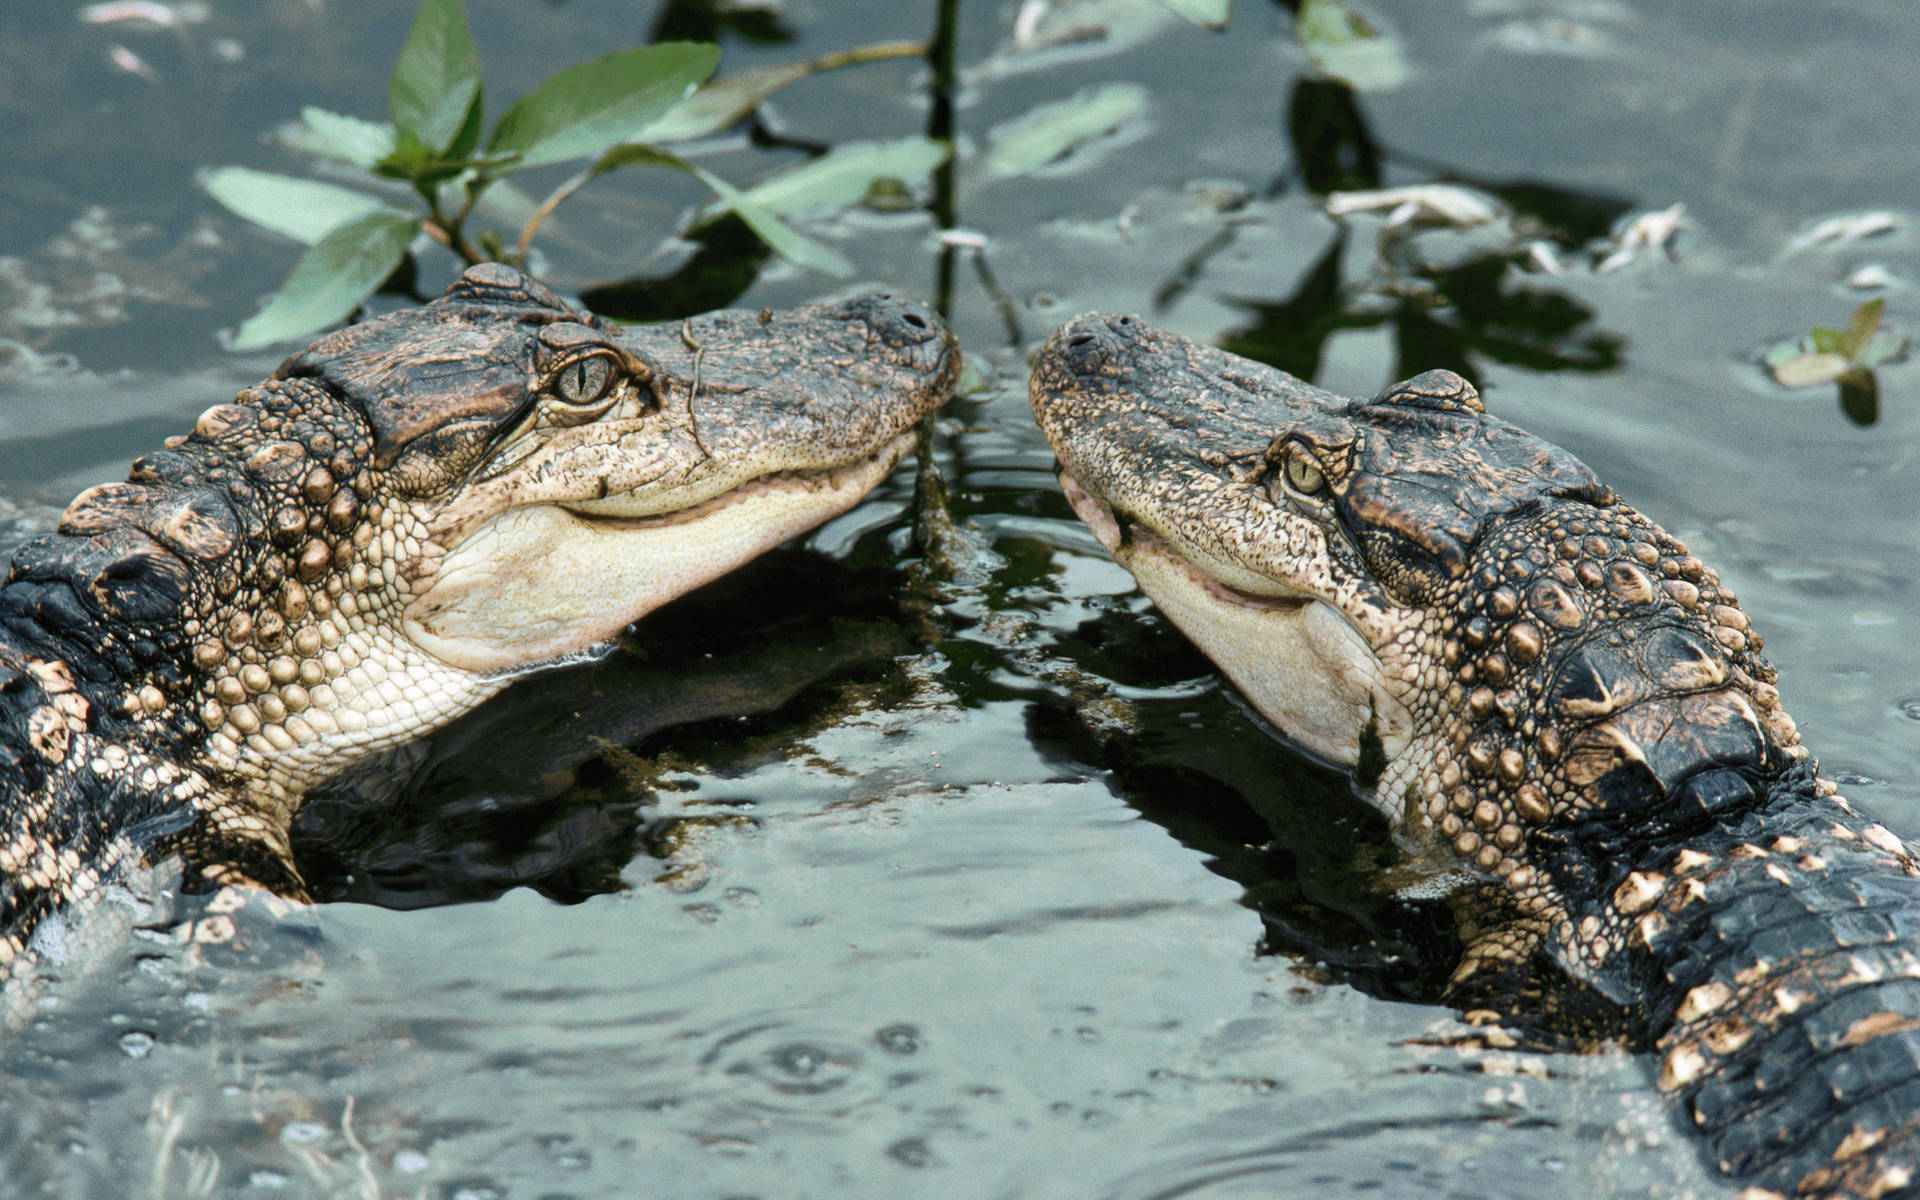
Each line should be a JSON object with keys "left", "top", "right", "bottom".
{"left": 1, "top": 2, "right": 1917, "bottom": 1197}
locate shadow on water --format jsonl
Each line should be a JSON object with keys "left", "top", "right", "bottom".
{"left": 1023, "top": 603, "right": 1465, "bottom": 1008}
{"left": 1191, "top": 65, "right": 1632, "bottom": 390}
{"left": 294, "top": 548, "right": 911, "bottom": 909}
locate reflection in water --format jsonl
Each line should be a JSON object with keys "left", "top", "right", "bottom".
{"left": 576, "top": 216, "right": 772, "bottom": 324}
{"left": 295, "top": 550, "right": 909, "bottom": 908}
{"left": 1213, "top": 68, "right": 1628, "bottom": 389}
{"left": 649, "top": 0, "right": 796, "bottom": 45}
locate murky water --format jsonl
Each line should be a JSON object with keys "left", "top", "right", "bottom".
{"left": 2, "top": 1, "right": 1918, "bottom": 1197}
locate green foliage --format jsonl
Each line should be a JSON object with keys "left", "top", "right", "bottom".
{"left": 986, "top": 84, "right": 1147, "bottom": 177}
{"left": 205, "top": 0, "right": 939, "bottom": 349}
{"left": 233, "top": 213, "right": 422, "bottom": 350}
{"left": 1765, "top": 298, "right": 1907, "bottom": 389}
{"left": 485, "top": 44, "right": 718, "bottom": 172}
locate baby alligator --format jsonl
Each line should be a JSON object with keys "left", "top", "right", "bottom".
{"left": 1032, "top": 313, "right": 1920, "bottom": 1199}
{"left": 0, "top": 264, "right": 954, "bottom": 971}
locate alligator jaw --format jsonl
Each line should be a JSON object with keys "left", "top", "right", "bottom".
{"left": 1057, "top": 468, "right": 1401, "bottom": 771}
{"left": 406, "top": 429, "right": 919, "bottom": 675}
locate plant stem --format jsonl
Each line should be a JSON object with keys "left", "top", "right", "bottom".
{"left": 516, "top": 167, "right": 594, "bottom": 262}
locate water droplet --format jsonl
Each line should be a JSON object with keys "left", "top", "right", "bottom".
{"left": 280, "top": 1122, "right": 326, "bottom": 1145}
{"left": 451, "top": 1185, "right": 504, "bottom": 1200}
{"left": 393, "top": 1151, "right": 429, "bottom": 1175}
{"left": 777, "top": 1044, "right": 821, "bottom": 1077}
{"left": 875, "top": 1024, "right": 920, "bottom": 1055}
{"left": 247, "top": 1169, "right": 289, "bottom": 1189}
{"left": 1898, "top": 697, "right": 1920, "bottom": 721}
{"left": 118, "top": 1030, "right": 155, "bottom": 1059}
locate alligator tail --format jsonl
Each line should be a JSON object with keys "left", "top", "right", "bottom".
{"left": 1627, "top": 783, "right": 1920, "bottom": 1198}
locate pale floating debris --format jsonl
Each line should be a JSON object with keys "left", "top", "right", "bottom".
{"left": 1847, "top": 264, "right": 1903, "bottom": 290}
{"left": 108, "top": 43, "right": 159, "bottom": 81}
{"left": 80, "top": 0, "right": 208, "bottom": 25}
{"left": 1594, "top": 203, "right": 1685, "bottom": 274}
{"left": 1488, "top": 19, "right": 1613, "bottom": 57}
{"left": 1325, "top": 184, "right": 1501, "bottom": 229}
{"left": 1768, "top": 350, "right": 1851, "bottom": 389}
{"left": 1014, "top": 0, "right": 1047, "bottom": 46}
{"left": 1520, "top": 240, "right": 1564, "bottom": 275}
{"left": 938, "top": 229, "right": 989, "bottom": 250}
{"left": 1788, "top": 211, "right": 1903, "bottom": 254}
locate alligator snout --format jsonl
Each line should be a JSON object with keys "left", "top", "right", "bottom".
{"left": 851, "top": 291, "right": 946, "bottom": 350}
{"left": 1047, "top": 312, "right": 1144, "bottom": 373}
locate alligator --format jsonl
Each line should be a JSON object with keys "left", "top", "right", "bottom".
{"left": 0, "top": 263, "right": 955, "bottom": 976}
{"left": 1032, "top": 313, "right": 1920, "bottom": 1200}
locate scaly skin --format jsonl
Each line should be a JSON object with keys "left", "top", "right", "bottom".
{"left": 0, "top": 264, "right": 955, "bottom": 972}
{"left": 1032, "top": 313, "right": 1920, "bottom": 1199}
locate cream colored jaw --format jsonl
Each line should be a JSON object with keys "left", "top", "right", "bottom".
{"left": 1057, "top": 470, "right": 1409, "bottom": 770}
{"left": 406, "top": 430, "right": 919, "bottom": 675}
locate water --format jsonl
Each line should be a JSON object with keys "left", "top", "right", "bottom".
{"left": 1, "top": 1, "right": 1917, "bottom": 1196}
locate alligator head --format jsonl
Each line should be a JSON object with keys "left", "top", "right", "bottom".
{"left": 1030, "top": 315, "right": 1803, "bottom": 891}
{"left": 0, "top": 265, "right": 955, "bottom": 893}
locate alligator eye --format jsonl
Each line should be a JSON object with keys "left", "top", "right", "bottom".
{"left": 1284, "top": 453, "right": 1327, "bottom": 496}
{"left": 550, "top": 353, "right": 618, "bottom": 408}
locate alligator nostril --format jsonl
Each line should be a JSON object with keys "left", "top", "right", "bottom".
{"left": 1065, "top": 332, "right": 1097, "bottom": 349}
{"left": 901, "top": 311, "right": 928, "bottom": 331}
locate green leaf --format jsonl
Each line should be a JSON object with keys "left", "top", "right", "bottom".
{"left": 1152, "top": 0, "right": 1230, "bottom": 27}
{"left": 283, "top": 107, "right": 397, "bottom": 168}
{"left": 201, "top": 167, "right": 401, "bottom": 246}
{"left": 735, "top": 138, "right": 949, "bottom": 217}
{"left": 232, "top": 212, "right": 420, "bottom": 350}
{"left": 590, "top": 143, "right": 852, "bottom": 276}
{"left": 986, "top": 83, "right": 1146, "bottom": 177}
{"left": 640, "top": 40, "right": 924, "bottom": 143}
{"left": 1296, "top": 0, "right": 1407, "bottom": 92}
{"left": 1809, "top": 326, "right": 1847, "bottom": 355}
{"left": 487, "top": 42, "right": 720, "bottom": 172}
{"left": 643, "top": 61, "right": 812, "bottom": 143}
{"left": 389, "top": 0, "right": 483, "bottom": 155}
{"left": 1840, "top": 297, "right": 1885, "bottom": 359}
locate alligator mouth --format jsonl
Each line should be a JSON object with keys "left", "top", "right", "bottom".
{"left": 562, "top": 429, "right": 921, "bottom": 530}
{"left": 1056, "top": 471, "right": 1313, "bottom": 613}
{"left": 1055, "top": 468, "right": 1403, "bottom": 770}
{"left": 408, "top": 430, "right": 921, "bottom": 676}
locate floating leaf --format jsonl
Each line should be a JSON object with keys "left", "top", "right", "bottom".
{"left": 641, "top": 41, "right": 923, "bottom": 143}
{"left": 1769, "top": 350, "right": 1852, "bottom": 389}
{"left": 986, "top": 83, "right": 1146, "bottom": 177}
{"left": 589, "top": 144, "right": 852, "bottom": 276}
{"left": 735, "top": 138, "right": 949, "bottom": 217}
{"left": 487, "top": 42, "right": 720, "bottom": 172}
{"left": 282, "top": 107, "right": 398, "bottom": 168}
{"left": 1296, "top": 0, "right": 1407, "bottom": 92}
{"left": 1857, "top": 329, "right": 1909, "bottom": 370}
{"left": 232, "top": 211, "right": 420, "bottom": 350}
{"left": 201, "top": 167, "right": 400, "bottom": 246}
{"left": 1840, "top": 297, "right": 1885, "bottom": 359}
{"left": 388, "top": 0, "right": 483, "bottom": 155}
{"left": 1151, "top": 0, "right": 1230, "bottom": 28}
